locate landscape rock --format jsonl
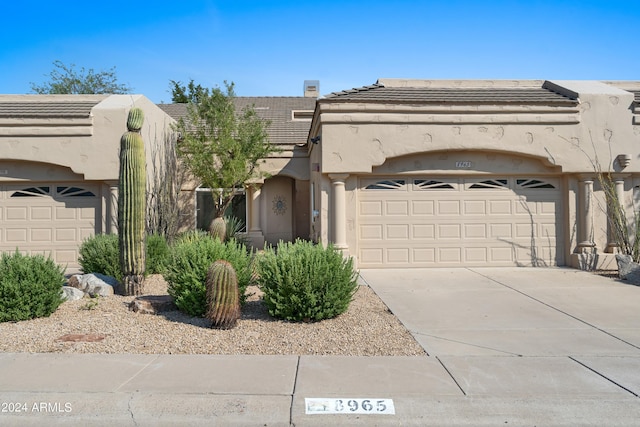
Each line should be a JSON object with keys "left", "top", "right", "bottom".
{"left": 129, "top": 295, "right": 175, "bottom": 314}
{"left": 61, "top": 286, "right": 85, "bottom": 301}
{"left": 615, "top": 254, "right": 640, "bottom": 285}
{"left": 67, "top": 273, "right": 117, "bottom": 297}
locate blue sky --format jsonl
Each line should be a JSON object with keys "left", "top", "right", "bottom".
{"left": 1, "top": 0, "right": 638, "bottom": 103}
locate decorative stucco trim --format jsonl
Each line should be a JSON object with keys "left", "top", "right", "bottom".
{"left": 0, "top": 126, "right": 93, "bottom": 137}
{"left": 318, "top": 112, "right": 580, "bottom": 125}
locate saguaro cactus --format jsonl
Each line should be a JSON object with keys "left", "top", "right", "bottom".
{"left": 205, "top": 260, "right": 241, "bottom": 329}
{"left": 118, "top": 107, "right": 146, "bottom": 296}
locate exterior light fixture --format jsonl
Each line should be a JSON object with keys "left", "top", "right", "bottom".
{"left": 616, "top": 154, "right": 631, "bottom": 169}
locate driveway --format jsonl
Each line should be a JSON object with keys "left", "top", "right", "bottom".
{"left": 360, "top": 267, "right": 640, "bottom": 420}
{"left": 360, "top": 267, "right": 640, "bottom": 358}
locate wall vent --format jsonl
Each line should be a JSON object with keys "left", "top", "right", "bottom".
{"left": 292, "top": 110, "right": 314, "bottom": 121}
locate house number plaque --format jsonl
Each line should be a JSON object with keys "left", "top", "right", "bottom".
{"left": 455, "top": 161, "right": 472, "bottom": 168}
{"left": 305, "top": 398, "right": 395, "bottom": 415}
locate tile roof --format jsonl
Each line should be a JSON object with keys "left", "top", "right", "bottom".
{"left": 0, "top": 98, "right": 106, "bottom": 118}
{"left": 158, "top": 97, "right": 316, "bottom": 148}
{"left": 323, "top": 83, "right": 578, "bottom": 105}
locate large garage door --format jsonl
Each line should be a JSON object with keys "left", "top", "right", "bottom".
{"left": 358, "top": 176, "right": 563, "bottom": 268}
{"left": 0, "top": 184, "right": 100, "bottom": 268}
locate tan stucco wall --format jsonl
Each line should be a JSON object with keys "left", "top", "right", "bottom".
{"left": 0, "top": 94, "right": 177, "bottom": 240}
{"left": 309, "top": 80, "right": 640, "bottom": 268}
{"left": 261, "top": 176, "right": 293, "bottom": 244}
{"left": 92, "top": 95, "right": 177, "bottom": 181}
{"left": 317, "top": 82, "right": 638, "bottom": 175}
{"left": 261, "top": 157, "right": 309, "bottom": 181}
{"left": 0, "top": 94, "right": 175, "bottom": 182}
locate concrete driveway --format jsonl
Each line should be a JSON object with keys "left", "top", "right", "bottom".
{"left": 359, "top": 267, "right": 640, "bottom": 424}
{"left": 360, "top": 267, "right": 640, "bottom": 357}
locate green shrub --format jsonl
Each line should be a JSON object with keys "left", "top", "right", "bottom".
{"left": 146, "top": 233, "right": 170, "bottom": 275}
{"left": 79, "top": 233, "right": 170, "bottom": 277}
{"left": 175, "top": 229, "right": 210, "bottom": 243}
{"left": 165, "top": 232, "right": 252, "bottom": 317}
{"left": 0, "top": 251, "right": 65, "bottom": 322}
{"left": 224, "top": 215, "right": 249, "bottom": 245}
{"left": 257, "top": 239, "right": 358, "bottom": 322}
{"left": 78, "top": 234, "right": 120, "bottom": 278}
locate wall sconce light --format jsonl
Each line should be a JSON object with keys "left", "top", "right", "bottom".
{"left": 616, "top": 154, "right": 631, "bottom": 169}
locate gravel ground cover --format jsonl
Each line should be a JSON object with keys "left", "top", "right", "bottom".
{"left": 0, "top": 275, "right": 425, "bottom": 356}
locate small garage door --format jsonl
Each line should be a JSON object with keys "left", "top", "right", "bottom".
{"left": 0, "top": 184, "right": 100, "bottom": 268}
{"left": 358, "top": 176, "right": 563, "bottom": 268}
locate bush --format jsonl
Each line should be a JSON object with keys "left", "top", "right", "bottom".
{"left": 165, "top": 232, "right": 253, "bottom": 317}
{"left": 78, "top": 233, "right": 170, "bottom": 278}
{"left": 257, "top": 240, "right": 359, "bottom": 322}
{"left": 146, "top": 233, "right": 170, "bottom": 275}
{"left": 224, "top": 215, "right": 249, "bottom": 246}
{"left": 0, "top": 251, "right": 65, "bottom": 322}
{"left": 78, "top": 234, "right": 119, "bottom": 278}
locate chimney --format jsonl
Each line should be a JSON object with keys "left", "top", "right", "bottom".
{"left": 304, "top": 80, "right": 320, "bottom": 98}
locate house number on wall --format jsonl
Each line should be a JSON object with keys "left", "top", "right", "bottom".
{"left": 455, "top": 161, "right": 472, "bottom": 168}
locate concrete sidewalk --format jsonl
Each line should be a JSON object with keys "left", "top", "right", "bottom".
{"left": 1, "top": 267, "right": 640, "bottom": 426}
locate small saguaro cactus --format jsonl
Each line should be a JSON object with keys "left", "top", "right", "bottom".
{"left": 205, "top": 260, "right": 241, "bottom": 329}
{"left": 209, "top": 216, "right": 227, "bottom": 241}
{"left": 118, "top": 107, "right": 146, "bottom": 296}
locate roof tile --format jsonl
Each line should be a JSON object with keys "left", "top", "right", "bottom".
{"left": 324, "top": 83, "right": 577, "bottom": 104}
{"left": 158, "top": 97, "right": 316, "bottom": 147}
{"left": 0, "top": 100, "right": 103, "bottom": 118}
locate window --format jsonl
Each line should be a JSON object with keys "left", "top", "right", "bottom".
{"left": 196, "top": 188, "right": 246, "bottom": 232}
{"left": 364, "top": 180, "right": 406, "bottom": 190}
{"left": 516, "top": 179, "right": 555, "bottom": 189}
{"left": 10, "top": 186, "right": 50, "bottom": 197}
{"left": 469, "top": 179, "right": 508, "bottom": 189}
{"left": 414, "top": 179, "right": 454, "bottom": 190}
{"left": 57, "top": 186, "right": 96, "bottom": 197}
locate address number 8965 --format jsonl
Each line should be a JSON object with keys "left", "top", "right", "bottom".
{"left": 305, "top": 398, "right": 395, "bottom": 415}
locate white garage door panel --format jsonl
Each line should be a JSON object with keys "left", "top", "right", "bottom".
{"left": 0, "top": 184, "right": 100, "bottom": 268}
{"left": 358, "top": 177, "right": 563, "bottom": 268}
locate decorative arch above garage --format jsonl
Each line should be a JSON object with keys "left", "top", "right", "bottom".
{"left": 370, "top": 150, "right": 562, "bottom": 176}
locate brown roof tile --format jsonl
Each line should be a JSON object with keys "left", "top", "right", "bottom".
{"left": 324, "top": 83, "right": 578, "bottom": 105}
{"left": 0, "top": 100, "right": 104, "bottom": 118}
{"left": 158, "top": 97, "right": 316, "bottom": 148}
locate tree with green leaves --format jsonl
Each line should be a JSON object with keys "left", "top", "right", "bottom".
{"left": 30, "top": 60, "right": 132, "bottom": 94}
{"left": 170, "top": 79, "right": 209, "bottom": 104}
{"left": 174, "top": 81, "right": 274, "bottom": 221}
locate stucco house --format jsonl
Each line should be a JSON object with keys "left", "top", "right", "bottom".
{"left": 0, "top": 95, "right": 174, "bottom": 269}
{"left": 2, "top": 79, "right": 640, "bottom": 273}
{"left": 158, "top": 88, "right": 317, "bottom": 247}
{"left": 307, "top": 79, "right": 640, "bottom": 270}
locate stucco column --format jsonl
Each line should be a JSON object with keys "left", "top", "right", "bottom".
{"left": 605, "top": 175, "right": 627, "bottom": 253}
{"left": 108, "top": 183, "right": 118, "bottom": 234}
{"left": 577, "top": 176, "right": 596, "bottom": 251}
{"left": 329, "top": 173, "right": 349, "bottom": 252}
{"left": 246, "top": 181, "right": 264, "bottom": 248}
